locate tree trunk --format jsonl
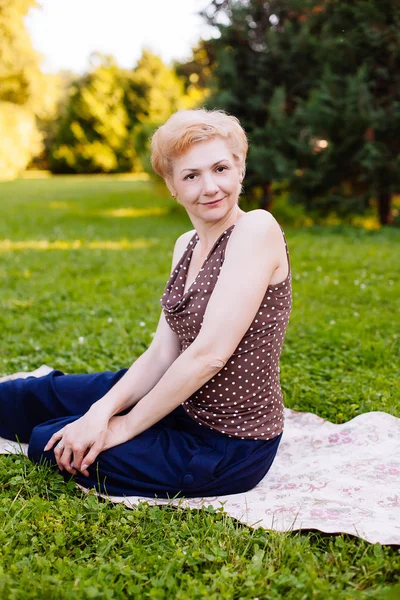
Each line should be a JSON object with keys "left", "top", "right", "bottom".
{"left": 260, "top": 183, "right": 273, "bottom": 212}
{"left": 377, "top": 187, "right": 393, "bottom": 225}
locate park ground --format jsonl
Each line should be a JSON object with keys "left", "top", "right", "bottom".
{"left": 0, "top": 176, "right": 399, "bottom": 599}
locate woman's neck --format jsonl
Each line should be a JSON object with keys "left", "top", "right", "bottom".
{"left": 194, "top": 208, "right": 246, "bottom": 258}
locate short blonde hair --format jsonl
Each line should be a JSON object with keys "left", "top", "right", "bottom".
{"left": 150, "top": 109, "right": 248, "bottom": 184}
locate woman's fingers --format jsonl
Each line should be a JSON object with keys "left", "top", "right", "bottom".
{"left": 80, "top": 444, "right": 102, "bottom": 477}
{"left": 53, "top": 442, "right": 69, "bottom": 473}
{"left": 62, "top": 450, "right": 78, "bottom": 475}
{"left": 44, "top": 429, "right": 64, "bottom": 452}
{"left": 55, "top": 442, "right": 98, "bottom": 477}
{"left": 57, "top": 446, "right": 78, "bottom": 475}
{"left": 70, "top": 445, "right": 88, "bottom": 473}
{"left": 52, "top": 438, "right": 77, "bottom": 474}
{"left": 42, "top": 420, "right": 107, "bottom": 477}
{"left": 53, "top": 439, "right": 66, "bottom": 470}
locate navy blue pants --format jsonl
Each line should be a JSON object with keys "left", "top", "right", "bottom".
{"left": 0, "top": 369, "right": 282, "bottom": 498}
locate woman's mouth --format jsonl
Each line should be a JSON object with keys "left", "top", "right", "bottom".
{"left": 203, "top": 197, "right": 224, "bottom": 206}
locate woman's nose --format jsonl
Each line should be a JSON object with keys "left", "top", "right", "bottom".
{"left": 202, "top": 174, "right": 219, "bottom": 195}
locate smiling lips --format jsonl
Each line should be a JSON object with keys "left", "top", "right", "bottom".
{"left": 203, "top": 197, "right": 224, "bottom": 206}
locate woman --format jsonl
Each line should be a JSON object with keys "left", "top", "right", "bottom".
{"left": 0, "top": 109, "right": 292, "bottom": 498}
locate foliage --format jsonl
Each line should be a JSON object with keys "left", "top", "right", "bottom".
{"left": 49, "top": 54, "right": 133, "bottom": 174}
{"left": 0, "top": 176, "right": 399, "bottom": 598}
{"left": 0, "top": 0, "right": 49, "bottom": 178}
{"left": 174, "top": 38, "right": 216, "bottom": 95}
{"left": 120, "top": 49, "right": 198, "bottom": 174}
{"left": 196, "top": 0, "right": 400, "bottom": 224}
{"left": 0, "top": 102, "right": 42, "bottom": 179}
{"left": 29, "top": 71, "right": 76, "bottom": 171}
{"left": 49, "top": 50, "right": 202, "bottom": 175}
{"left": 0, "top": 481, "right": 399, "bottom": 600}
{"left": 0, "top": 0, "right": 43, "bottom": 110}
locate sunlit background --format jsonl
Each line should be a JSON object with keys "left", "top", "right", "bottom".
{"left": 1, "top": 0, "right": 399, "bottom": 226}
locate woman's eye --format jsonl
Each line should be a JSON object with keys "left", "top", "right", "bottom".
{"left": 184, "top": 166, "right": 227, "bottom": 180}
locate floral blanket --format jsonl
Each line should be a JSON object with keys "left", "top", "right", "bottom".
{"left": 1, "top": 366, "right": 399, "bottom": 545}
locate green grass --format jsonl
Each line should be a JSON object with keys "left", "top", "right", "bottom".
{"left": 0, "top": 176, "right": 399, "bottom": 599}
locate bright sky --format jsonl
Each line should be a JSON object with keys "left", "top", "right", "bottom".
{"left": 25, "top": 0, "right": 217, "bottom": 74}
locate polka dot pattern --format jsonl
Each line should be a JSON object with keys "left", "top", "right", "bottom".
{"left": 160, "top": 223, "right": 292, "bottom": 441}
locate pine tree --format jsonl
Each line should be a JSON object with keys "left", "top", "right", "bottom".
{"left": 198, "top": 0, "right": 400, "bottom": 224}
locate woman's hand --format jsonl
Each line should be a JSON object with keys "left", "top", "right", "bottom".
{"left": 44, "top": 405, "right": 112, "bottom": 477}
{"left": 44, "top": 409, "right": 133, "bottom": 477}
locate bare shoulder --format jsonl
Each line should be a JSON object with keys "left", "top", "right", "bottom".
{"left": 171, "top": 229, "right": 196, "bottom": 269}
{"left": 228, "top": 210, "right": 287, "bottom": 281}
{"left": 175, "top": 229, "right": 196, "bottom": 253}
{"left": 233, "top": 209, "right": 282, "bottom": 240}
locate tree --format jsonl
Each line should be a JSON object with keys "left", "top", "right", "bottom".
{"left": 0, "top": 0, "right": 44, "bottom": 109}
{"left": 49, "top": 49, "right": 202, "bottom": 175}
{"left": 49, "top": 54, "right": 134, "bottom": 174}
{"left": 0, "top": 0, "right": 48, "bottom": 178}
{"left": 121, "top": 49, "right": 204, "bottom": 173}
{"left": 197, "top": 0, "right": 400, "bottom": 224}
{"left": 120, "top": 49, "right": 188, "bottom": 172}
{"left": 30, "top": 70, "right": 76, "bottom": 170}
{"left": 175, "top": 38, "right": 217, "bottom": 93}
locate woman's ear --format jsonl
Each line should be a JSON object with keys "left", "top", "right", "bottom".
{"left": 165, "top": 177, "right": 178, "bottom": 199}
{"left": 237, "top": 161, "right": 245, "bottom": 183}
{"left": 165, "top": 178, "right": 177, "bottom": 199}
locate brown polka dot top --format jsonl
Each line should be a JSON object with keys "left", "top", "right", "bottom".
{"left": 160, "top": 222, "right": 292, "bottom": 441}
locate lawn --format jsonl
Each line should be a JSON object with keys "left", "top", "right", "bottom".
{"left": 0, "top": 176, "right": 399, "bottom": 599}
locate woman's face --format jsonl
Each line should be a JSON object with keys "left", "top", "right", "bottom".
{"left": 170, "top": 137, "right": 243, "bottom": 222}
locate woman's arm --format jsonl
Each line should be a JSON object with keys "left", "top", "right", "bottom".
{"left": 107, "top": 343, "right": 223, "bottom": 441}
{"left": 90, "top": 230, "right": 194, "bottom": 419}
{"left": 93, "top": 319, "right": 180, "bottom": 418}
{"left": 44, "top": 230, "right": 193, "bottom": 473}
